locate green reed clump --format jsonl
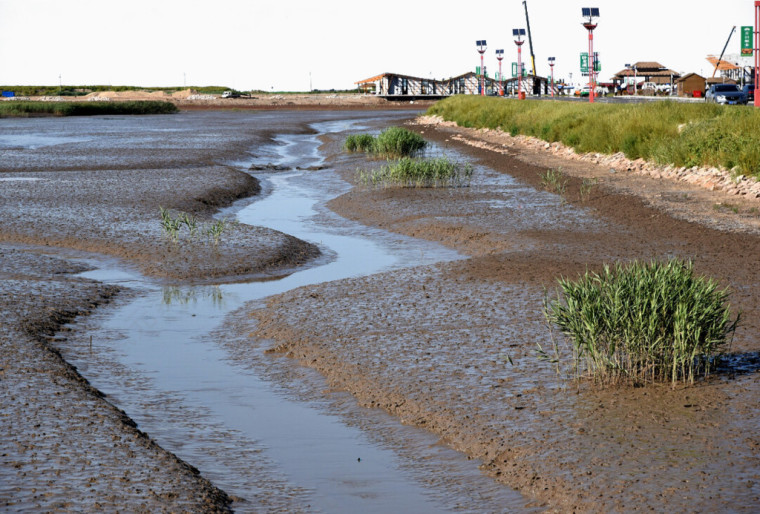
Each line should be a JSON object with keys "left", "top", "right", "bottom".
{"left": 374, "top": 126, "right": 427, "bottom": 158}
{"left": 543, "top": 259, "right": 739, "bottom": 386}
{"left": 427, "top": 96, "right": 760, "bottom": 178}
{"left": 343, "top": 127, "right": 427, "bottom": 158}
{"left": 357, "top": 156, "right": 472, "bottom": 188}
{"left": 0, "top": 100, "right": 178, "bottom": 117}
{"left": 344, "top": 133, "right": 377, "bottom": 153}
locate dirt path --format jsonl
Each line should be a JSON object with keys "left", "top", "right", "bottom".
{"left": 241, "top": 117, "right": 760, "bottom": 510}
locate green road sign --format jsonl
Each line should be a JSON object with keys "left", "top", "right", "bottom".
{"left": 741, "top": 26, "right": 753, "bottom": 57}
{"left": 580, "top": 53, "right": 601, "bottom": 73}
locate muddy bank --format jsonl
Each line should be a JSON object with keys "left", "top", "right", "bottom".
{"left": 0, "top": 248, "right": 232, "bottom": 512}
{"left": 243, "top": 118, "right": 760, "bottom": 510}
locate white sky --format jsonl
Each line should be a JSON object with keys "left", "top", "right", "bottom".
{"left": 0, "top": 0, "right": 755, "bottom": 90}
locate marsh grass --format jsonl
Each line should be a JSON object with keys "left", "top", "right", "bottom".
{"left": 344, "top": 126, "right": 427, "bottom": 158}
{"left": 580, "top": 177, "right": 598, "bottom": 202}
{"left": 0, "top": 101, "right": 178, "bottom": 117}
{"left": 159, "top": 208, "right": 236, "bottom": 247}
{"left": 540, "top": 168, "right": 567, "bottom": 196}
{"left": 357, "top": 156, "right": 473, "bottom": 188}
{"left": 543, "top": 259, "right": 739, "bottom": 386}
{"left": 427, "top": 96, "right": 760, "bottom": 178}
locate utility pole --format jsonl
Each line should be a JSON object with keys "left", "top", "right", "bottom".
{"left": 713, "top": 26, "right": 736, "bottom": 80}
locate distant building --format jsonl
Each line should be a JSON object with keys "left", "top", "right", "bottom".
{"left": 356, "top": 71, "right": 553, "bottom": 98}
{"left": 675, "top": 73, "right": 707, "bottom": 97}
{"left": 612, "top": 61, "right": 681, "bottom": 91}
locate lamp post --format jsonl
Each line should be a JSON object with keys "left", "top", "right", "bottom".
{"left": 581, "top": 7, "right": 600, "bottom": 103}
{"left": 513, "top": 29, "right": 526, "bottom": 99}
{"left": 548, "top": 57, "right": 556, "bottom": 97}
{"left": 755, "top": 1, "right": 760, "bottom": 107}
{"left": 496, "top": 49, "right": 504, "bottom": 95}
{"left": 476, "top": 40, "right": 487, "bottom": 96}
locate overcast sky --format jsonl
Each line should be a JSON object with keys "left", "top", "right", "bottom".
{"left": 0, "top": 0, "right": 755, "bottom": 90}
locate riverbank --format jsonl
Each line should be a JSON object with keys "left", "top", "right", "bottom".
{"left": 240, "top": 114, "right": 760, "bottom": 510}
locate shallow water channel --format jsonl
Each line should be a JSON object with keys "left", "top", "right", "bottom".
{"left": 59, "top": 114, "right": 534, "bottom": 512}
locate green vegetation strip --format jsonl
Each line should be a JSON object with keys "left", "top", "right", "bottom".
{"left": 344, "top": 126, "right": 427, "bottom": 158}
{"left": 428, "top": 96, "right": 760, "bottom": 178}
{"left": 0, "top": 101, "right": 178, "bottom": 117}
{"left": 543, "top": 259, "right": 739, "bottom": 386}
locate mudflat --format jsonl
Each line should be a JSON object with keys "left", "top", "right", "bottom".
{"left": 1, "top": 107, "right": 759, "bottom": 511}
{"left": 243, "top": 115, "right": 760, "bottom": 510}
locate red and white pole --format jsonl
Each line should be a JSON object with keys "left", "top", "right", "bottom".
{"left": 518, "top": 46, "right": 522, "bottom": 97}
{"left": 481, "top": 53, "right": 485, "bottom": 96}
{"left": 755, "top": 1, "right": 760, "bottom": 107}
{"left": 588, "top": 29, "right": 595, "bottom": 103}
{"left": 550, "top": 64, "right": 555, "bottom": 97}
{"left": 499, "top": 60, "right": 503, "bottom": 95}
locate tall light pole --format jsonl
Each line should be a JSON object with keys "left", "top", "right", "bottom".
{"left": 581, "top": 7, "right": 600, "bottom": 103}
{"left": 548, "top": 57, "right": 556, "bottom": 97}
{"left": 755, "top": 1, "right": 760, "bottom": 107}
{"left": 496, "top": 49, "right": 505, "bottom": 95}
{"left": 513, "top": 29, "right": 526, "bottom": 99}
{"left": 476, "top": 40, "right": 487, "bottom": 96}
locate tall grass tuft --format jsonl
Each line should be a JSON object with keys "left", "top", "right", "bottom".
{"left": 357, "top": 156, "right": 473, "bottom": 188}
{"left": 543, "top": 259, "right": 739, "bottom": 386}
{"left": 343, "top": 127, "right": 427, "bottom": 158}
{"left": 427, "top": 96, "right": 760, "bottom": 178}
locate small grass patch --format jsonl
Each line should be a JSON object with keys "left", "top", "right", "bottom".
{"left": 159, "top": 207, "right": 236, "bottom": 247}
{"left": 540, "top": 168, "right": 567, "bottom": 196}
{"left": 343, "top": 126, "right": 427, "bottom": 158}
{"left": 357, "top": 156, "right": 473, "bottom": 188}
{"left": 542, "top": 259, "right": 739, "bottom": 386}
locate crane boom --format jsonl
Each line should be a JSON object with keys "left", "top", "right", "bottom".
{"left": 523, "top": 0, "right": 537, "bottom": 77}
{"left": 712, "top": 26, "right": 737, "bottom": 78}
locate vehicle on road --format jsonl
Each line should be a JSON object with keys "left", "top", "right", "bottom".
{"left": 705, "top": 84, "right": 747, "bottom": 105}
{"left": 743, "top": 84, "right": 755, "bottom": 103}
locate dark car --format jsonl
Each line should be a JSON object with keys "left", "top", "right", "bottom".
{"left": 705, "top": 84, "right": 747, "bottom": 105}
{"left": 743, "top": 84, "right": 755, "bottom": 103}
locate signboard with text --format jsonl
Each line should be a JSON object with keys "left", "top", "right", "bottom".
{"left": 741, "top": 26, "right": 753, "bottom": 57}
{"left": 580, "top": 52, "right": 601, "bottom": 73}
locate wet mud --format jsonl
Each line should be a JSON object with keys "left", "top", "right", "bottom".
{"left": 244, "top": 118, "right": 760, "bottom": 510}
{"left": 2, "top": 109, "right": 759, "bottom": 511}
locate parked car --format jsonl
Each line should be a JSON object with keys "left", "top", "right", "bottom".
{"left": 705, "top": 84, "right": 747, "bottom": 105}
{"left": 743, "top": 84, "right": 755, "bottom": 103}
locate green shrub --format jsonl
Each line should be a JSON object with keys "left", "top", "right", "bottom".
{"left": 344, "top": 133, "right": 376, "bottom": 153}
{"left": 543, "top": 259, "right": 739, "bottom": 385}
{"left": 343, "top": 127, "right": 427, "bottom": 158}
{"left": 357, "top": 156, "right": 472, "bottom": 188}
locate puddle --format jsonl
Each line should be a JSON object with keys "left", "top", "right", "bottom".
{"left": 56, "top": 113, "right": 533, "bottom": 512}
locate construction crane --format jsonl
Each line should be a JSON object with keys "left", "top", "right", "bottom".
{"left": 712, "top": 26, "right": 737, "bottom": 78}
{"left": 523, "top": 0, "right": 537, "bottom": 77}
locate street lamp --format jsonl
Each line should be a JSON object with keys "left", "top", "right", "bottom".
{"left": 496, "top": 49, "right": 505, "bottom": 95}
{"left": 548, "top": 57, "right": 556, "bottom": 98}
{"left": 476, "top": 40, "right": 487, "bottom": 96}
{"left": 755, "top": 1, "right": 759, "bottom": 107}
{"left": 581, "top": 7, "right": 600, "bottom": 103}
{"left": 513, "top": 29, "right": 526, "bottom": 99}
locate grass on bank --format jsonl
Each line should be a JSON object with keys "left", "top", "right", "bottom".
{"left": 542, "top": 259, "right": 740, "bottom": 386}
{"left": 357, "top": 156, "right": 473, "bottom": 188}
{"left": 0, "top": 101, "right": 178, "bottom": 117}
{"left": 427, "top": 96, "right": 760, "bottom": 178}
{"left": 344, "top": 126, "right": 428, "bottom": 158}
